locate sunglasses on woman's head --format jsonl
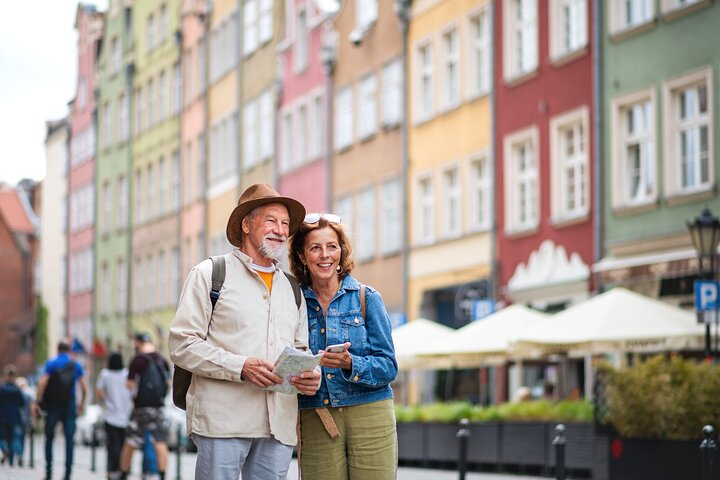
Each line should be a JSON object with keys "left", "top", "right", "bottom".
{"left": 304, "top": 213, "right": 342, "bottom": 224}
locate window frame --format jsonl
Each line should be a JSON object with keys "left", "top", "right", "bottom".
{"left": 503, "top": 125, "right": 540, "bottom": 235}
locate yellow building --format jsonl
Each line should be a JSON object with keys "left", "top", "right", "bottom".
{"left": 407, "top": 0, "right": 494, "bottom": 402}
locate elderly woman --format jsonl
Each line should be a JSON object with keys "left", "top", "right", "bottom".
{"left": 289, "top": 213, "right": 398, "bottom": 479}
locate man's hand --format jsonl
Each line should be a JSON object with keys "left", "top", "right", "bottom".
{"left": 77, "top": 404, "right": 85, "bottom": 416}
{"left": 32, "top": 403, "right": 43, "bottom": 419}
{"left": 290, "top": 366, "right": 322, "bottom": 396}
{"left": 241, "top": 358, "right": 283, "bottom": 388}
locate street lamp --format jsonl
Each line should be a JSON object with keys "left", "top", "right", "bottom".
{"left": 687, "top": 207, "right": 720, "bottom": 361}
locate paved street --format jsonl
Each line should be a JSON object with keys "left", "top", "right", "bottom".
{"left": 0, "top": 436, "right": 546, "bottom": 480}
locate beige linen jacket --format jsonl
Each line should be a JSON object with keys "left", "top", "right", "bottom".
{"left": 168, "top": 250, "right": 308, "bottom": 446}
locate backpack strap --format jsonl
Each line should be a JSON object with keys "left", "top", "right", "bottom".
{"left": 209, "top": 255, "right": 226, "bottom": 312}
{"left": 359, "top": 284, "right": 366, "bottom": 318}
{"left": 284, "top": 271, "right": 302, "bottom": 309}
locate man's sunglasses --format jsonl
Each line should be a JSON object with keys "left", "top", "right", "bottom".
{"left": 304, "top": 213, "right": 342, "bottom": 224}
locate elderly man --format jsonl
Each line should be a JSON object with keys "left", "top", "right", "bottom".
{"left": 169, "top": 183, "right": 321, "bottom": 480}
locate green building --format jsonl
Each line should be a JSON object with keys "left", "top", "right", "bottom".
{"left": 596, "top": 1, "right": 720, "bottom": 308}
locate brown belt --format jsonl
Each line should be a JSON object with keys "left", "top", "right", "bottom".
{"left": 315, "top": 407, "right": 340, "bottom": 438}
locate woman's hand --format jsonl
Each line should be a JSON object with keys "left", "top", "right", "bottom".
{"left": 319, "top": 341, "right": 352, "bottom": 370}
{"left": 291, "top": 366, "right": 322, "bottom": 396}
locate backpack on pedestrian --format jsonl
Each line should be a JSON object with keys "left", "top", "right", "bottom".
{"left": 135, "top": 354, "right": 169, "bottom": 407}
{"left": 41, "top": 361, "right": 75, "bottom": 409}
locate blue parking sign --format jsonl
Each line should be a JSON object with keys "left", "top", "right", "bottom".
{"left": 695, "top": 280, "right": 720, "bottom": 312}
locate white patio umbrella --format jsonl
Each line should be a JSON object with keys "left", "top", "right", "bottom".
{"left": 392, "top": 318, "right": 455, "bottom": 369}
{"left": 417, "top": 305, "right": 549, "bottom": 367}
{"left": 514, "top": 287, "right": 705, "bottom": 356}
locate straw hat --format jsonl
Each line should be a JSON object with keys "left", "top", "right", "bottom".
{"left": 226, "top": 183, "right": 306, "bottom": 247}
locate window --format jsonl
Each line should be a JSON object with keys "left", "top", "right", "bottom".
{"left": 551, "top": 107, "right": 590, "bottom": 221}
{"left": 119, "top": 92, "right": 129, "bottom": 142}
{"left": 311, "top": 93, "right": 325, "bottom": 159}
{"left": 416, "top": 175, "right": 435, "bottom": 244}
{"left": 171, "top": 248, "right": 180, "bottom": 303}
{"left": 358, "top": 74, "right": 377, "bottom": 140}
{"left": 442, "top": 165, "right": 461, "bottom": 237}
{"left": 146, "top": 255, "right": 155, "bottom": 311}
{"left": 663, "top": 68, "right": 713, "bottom": 198}
{"left": 356, "top": 0, "right": 378, "bottom": 32}
{"left": 160, "top": 4, "right": 168, "bottom": 42}
{"left": 416, "top": 41, "right": 434, "bottom": 121}
{"left": 172, "top": 151, "right": 180, "bottom": 211}
{"left": 504, "top": 126, "right": 539, "bottom": 233}
{"left": 158, "top": 157, "right": 166, "bottom": 216}
{"left": 609, "top": 0, "right": 654, "bottom": 34}
{"left": 259, "top": 90, "right": 274, "bottom": 161}
{"left": 116, "top": 257, "right": 126, "bottom": 313}
{"left": 503, "top": 0, "right": 538, "bottom": 81}
{"left": 134, "top": 169, "right": 143, "bottom": 225}
{"left": 469, "top": 153, "right": 491, "bottom": 231}
{"left": 158, "top": 250, "right": 168, "bottom": 308}
{"left": 134, "top": 257, "right": 143, "bottom": 312}
{"left": 549, "top": 0, "right": 587, "bottom": 60}
{"left": 661, "top": 0, "right": 705, "bottom": 15}
{"left": 147, "top": 78, "right": 155, "bottom": 128}
{"left": 111, "top": 36, "right": 121, "bottom": 74}
{"left": 298, "top": 103, "right": 308, "bottom": 165}
{"left": 382, "top": 59, "right": 402, "bottom": 127}
{"left": 102, "top": 181, "right": 112, "bottom": 235}
{"left": 103, "top": 102, "right": 113, "bottom": 149}
{"left": 441, "top": 27, "right": 460, "bottom": 109}
{"left": 244, "top": 99, "right": 258, "bottom": 168}
{"left": 208, "top": 111, "right": 239, "bottom": 193}
{"left": 159, "top": 69, "right": 168, "bottom": 121}
{"left": 134, "top": 87, "right": 143, "bottom": 136}
{"left": 356, "top": 187, "right": 376, "bottom": 262}
{"left": 467, "top": 8, "right": 490, "bottom": 98}
{"left": 78, "top": 77, "right": 87, "bottom": 110}
{"left": 101, "top": 263, "right": 110, "bottom": 315}
{"left": 146, "top": 164, "right": 154, "bottom": 221}
{"left": 244, "top": 0, "right": 258, "bottom": 55}
{"left": 198, "top": 132, "right": 206, "bottom": 197}
{"left": 295, "top": 8, "right": 308, "bottom": 73}
{"left": 381, "top": 179, "right": 402, "bottom": 255}
{"left": 281, "top": 111, "right": 294, "bottom": 171}
{"left": 335, "top": 196, "right": 354, "bottom": 239}
{"left": 259, "top": 0, "right": 273, "bottom": 44}
{"left": 335, "top": 86, "right": 353, "bottom": 150}
{"left": 117, "top": 175, "right": 128, "bottom": 229}
{"left": 173, "top": 62, "right": 182, "bottom": 114}
{"left": 147, "top": 13, "right": 156, "bottom": 51}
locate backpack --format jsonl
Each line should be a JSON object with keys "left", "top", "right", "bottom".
{"left": 135, "top": 354, "right": 169, "bottom": 407}
{"left": 42, "top": 361, "right": 75, "bottom": 408}
{"left": 171, "top": 255, "right": 303, "bottom": 410}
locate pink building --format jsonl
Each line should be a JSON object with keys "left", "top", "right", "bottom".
{"left": 180, "top": 0, "right": 208, "bottom": 275}
{"left": 276, "top": 0, "right": 331, "bottom": 212}
{"left": 67, "top": 4, "right": 103, "bottom": 353}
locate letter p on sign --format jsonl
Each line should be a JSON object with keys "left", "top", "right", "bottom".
{"left": 695, "top": 280, "right": 719, "bottom": 312}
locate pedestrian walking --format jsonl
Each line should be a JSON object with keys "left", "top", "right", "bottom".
{"left": 289, "top": 213, "right": 399, "bottom": 479}
{"left": 96, "top": 351, "right": 133, "bottom": 480}
{"left": 14, "top": 376, "right": 34, "bottom": 466}
{"left": 169, "top": 183, "right": 321, "bottom": 480}
{"left": 0, "top": 364, "right": 26, "bottom": 467}
{"left": 34, "top": 339, "right": 88, "bottom": 480}
{"left": 118, "top": 333, "right": 170, "bottom": 480}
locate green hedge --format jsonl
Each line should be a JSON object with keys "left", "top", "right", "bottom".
{"left": 395, "top": 399, "right": 593, "bottom": 424}
{"left": 599, "top": 355, "right": 720, "bottom": 440}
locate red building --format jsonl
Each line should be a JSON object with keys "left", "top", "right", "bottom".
{"left": 67, "top": 5, "right": 103, "bottom": 355}
{"left": 0, "top": 184, "right": 39, "bottom": 374}
{"left": 494, "top": 1, "right": 596, "bottom": 399}
{"left": 276, "top": 0, "right": 333, "bottom": 212}
{"left": 495, "top": 0, "right": 596, "bottom": 312}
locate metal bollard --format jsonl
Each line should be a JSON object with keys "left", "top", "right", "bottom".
{"left": 175, "top": 423, "right": 183, "bottom": 480}
{"left": 28, "top": 422, "right": 35, "bottom": 468}
{"left": 90, "top": 425, "right": 97, "bottom": 472}
{"left": 456, "top": 418, "right": 470, "bottom": 480}
{"left": 553, "top": 424, "right": 566, "bottom": 480}
{"left": 700, "top": 425, "right": 717, "bottom": 480}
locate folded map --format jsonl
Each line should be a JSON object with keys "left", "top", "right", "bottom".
{"left": 265, "top": 346, "right": 322, "bottom": 395}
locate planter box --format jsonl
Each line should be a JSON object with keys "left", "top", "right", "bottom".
{"left": 397, "top": 422, "right": 426, "bottom": 463}
{"left": 468, "top": 422, "right": 501, "bottom": 464}
{"left": 499, "top": 421, "right": 549, "bottom": 468}
{"left": 607, "top": 437, "right": 714, "bottom": 480}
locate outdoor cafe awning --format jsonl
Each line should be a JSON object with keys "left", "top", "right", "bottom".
{"left": 392, "top": 318, "right": 455, "bottom": 370}
{"left": 513, "top": 287, "right": 705, "bottom": 356}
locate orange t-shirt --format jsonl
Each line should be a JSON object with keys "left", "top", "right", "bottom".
{"left": 257, "top": 270, "right": 273, "bottom": 293}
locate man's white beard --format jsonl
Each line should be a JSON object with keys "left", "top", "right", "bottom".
{"left": 259, "top": 235, "right": 287, "bottom": 260}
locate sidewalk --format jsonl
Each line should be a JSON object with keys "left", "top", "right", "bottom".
{"left": 0, "top": 436, "right": 543, "bottom": 480}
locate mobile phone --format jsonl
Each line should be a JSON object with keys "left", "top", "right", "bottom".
{"left": 325, "top": 343, "right": 349, "bottom": 353}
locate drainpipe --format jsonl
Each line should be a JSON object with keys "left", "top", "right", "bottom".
{"left": 395, "top": 0, "right": 410, "bottom": 319}
{"left": 592, "top": 0, "right": 603, "bottom": 294}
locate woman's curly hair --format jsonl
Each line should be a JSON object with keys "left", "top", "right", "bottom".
{"left": 289, "top": 218, "right": 355, "bottom": 286}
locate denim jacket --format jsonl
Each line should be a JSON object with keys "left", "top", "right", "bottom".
{"left": 298, "top": 275, "right": 398, "bottom": 409}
